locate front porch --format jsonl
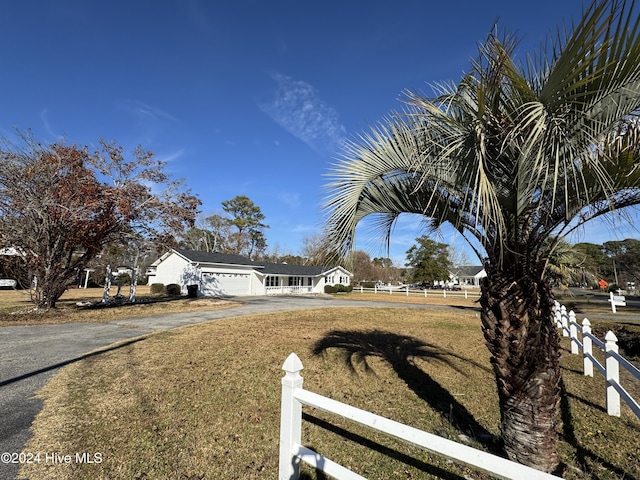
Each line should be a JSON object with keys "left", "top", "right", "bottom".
{"left": 265, "top": 285, "right": 315, "bottom": 295}
{"left": 263, "top": 274, "right": 319, "bottom": 295}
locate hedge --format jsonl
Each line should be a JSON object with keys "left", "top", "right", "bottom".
{"left": 325, "top": 284, "right": 353, "bottom": 294}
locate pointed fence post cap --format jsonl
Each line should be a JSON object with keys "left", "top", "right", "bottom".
{"left": 605, "top": 330, "right": 618, "bottom": 343}
{"left": 282, "top": 352, "right": 304, "bottom": 373}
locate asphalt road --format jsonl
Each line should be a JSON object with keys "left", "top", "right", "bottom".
{"left": 568, "top": 288, "right": 640, "bottom": 308}
{"left": 564, "top": 288, "right": 640, "bottom": 323}
{"left": 0, "top": 295, "right": 451, "bottom": 480}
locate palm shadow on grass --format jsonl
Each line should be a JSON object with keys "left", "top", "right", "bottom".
{"left": 311, "top": 330, "right": 500, "bottom": 454}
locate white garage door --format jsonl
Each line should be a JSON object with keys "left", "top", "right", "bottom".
{"left": 202, "top": 272, "right": 250, "bottom": 296}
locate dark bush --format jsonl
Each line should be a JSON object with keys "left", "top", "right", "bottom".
{"left": 166, "top": 283, "right": 182, "bottom": 295}
{"left": 360, "top": 281, "right": 376, "bottom": 289}
{"left": 150, "top": 283, "right": 165, "bottom": 294}
{"left": 324, "top": 284, "right": 337, "bottom": 294}
{"left": 333, "top": 284, "right": 353, "bottom": 293}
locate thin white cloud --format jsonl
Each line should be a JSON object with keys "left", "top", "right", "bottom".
{"left": 290, "top": 224, "right": 315, "bottom": 233}
{"left": 119, "top": 100, "right": 177, "bottom": 122}
{"left": 40, "top": 109, "right": 63, "bottom": 140}
{"left": 260, "top": 73, "right": 346, "bottom": 156}
{"left": 158, "top": 149, "right": 185, "bottom": 163}
{"left": 278, "top": 192, "right": 301, "bottom": 209}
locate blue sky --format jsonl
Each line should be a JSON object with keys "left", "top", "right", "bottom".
{"left": 1, "top": 1, "right": 638, "bottom": 266}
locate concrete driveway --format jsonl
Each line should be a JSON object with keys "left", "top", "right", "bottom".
{"left": 0, "top": 295, "right": 450, "bottom": 480}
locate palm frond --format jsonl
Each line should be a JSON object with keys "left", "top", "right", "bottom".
{"left": 324, "top": 0, "right": 640, "bottom": 269}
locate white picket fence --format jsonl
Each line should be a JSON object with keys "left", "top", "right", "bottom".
{"left": 554, "top": 302, "right": 640, "bottom": 418}
{"left": 355, "top": 285, "right": 480, "bottom": 299}
{"left": 279, "top": 353, "right": 560, "bottom": 480}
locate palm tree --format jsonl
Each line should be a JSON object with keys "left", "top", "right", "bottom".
{"left": 323, "top": 1, "right": 640, "bottom": 473}
{"left": 545, "top": 240, "right": 589, "bottom": 288}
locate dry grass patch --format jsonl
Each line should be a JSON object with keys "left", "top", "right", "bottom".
{"left": 0, "top": 287, "right": 239, "bottom": 326}
{"left": 339, "top": 291, "right": 481, "bottom": 308}
{"left": 20, "top": 307, "right": 640, "bottom": 480}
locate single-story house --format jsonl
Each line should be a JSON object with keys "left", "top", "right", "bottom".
{"left": 450, "top": 266, "right": 487, "bottom": 287}
{"left": 146, "top": 249, "right": 353, "bottom": 296}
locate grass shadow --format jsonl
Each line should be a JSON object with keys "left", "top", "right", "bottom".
{"left": 312, "top": 329, "right": 500, "bottom": 454}
{"left": 558, "top": 378, "right": 634, "bottom": 479}
{"left": 76, "top": 295, "right": 186, "bottom": 310}
{"left": 448, "top": 304, "right": 482, "bottom": 313}
{"left": 301, "top": 414, "right": 468, "bottom": 480}
{"left": 0, "top": 337, "right": 147, "bottom": 388}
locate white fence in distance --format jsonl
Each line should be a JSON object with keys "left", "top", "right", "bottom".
{"left": 555, "top": 302, "right": 640, "bottom": 418}
{"left": 279, "top": 352, "right": 560, "bottom": 480}
{"left": 355, "top": 285, "right": 480, "bottom": 299}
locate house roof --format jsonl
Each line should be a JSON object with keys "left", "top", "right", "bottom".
{"left": 260, "top": 262, "right": 325, "bottom": 276}
{"left": 171, "top": 249, "right": 351, "bottom": 277}
{"left": 175, "top": 249, "right": 262, "bottom": 267}
{"left": 454, "top": 265, "right": 485, "bottom": 277}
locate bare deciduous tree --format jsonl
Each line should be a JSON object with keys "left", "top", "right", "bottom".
{"left": 0, "top": 134, "right": 200, "bottom": 309}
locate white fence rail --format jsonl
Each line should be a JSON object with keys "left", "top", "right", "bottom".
{"left": 279, "top": 353, "right": 559, "bottom": 480}
{"left": 266, "top": 286, "right": 314, "bottom": 295}
{"left": 355, "top": 285, "right": 480, "bottom": 299}
{"left": 554, "top": 302, "right": 640, "bottom": 418}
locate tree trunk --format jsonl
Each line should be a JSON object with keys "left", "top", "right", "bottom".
{"left": 479, "top": 265, "right": 562, "bottom": 474}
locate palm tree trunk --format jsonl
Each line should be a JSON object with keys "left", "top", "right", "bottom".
{"left": 479, "top": 264, "right": 562, "bottom": 474}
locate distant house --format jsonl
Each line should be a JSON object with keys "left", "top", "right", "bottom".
{"left": 451, "top": 266, "right": 486, "bottom": 287}
{"left": 0, "top": 247, "right": 24, "bottom": 256}
{"left": 0, "top": 247, "right": 23, "bottom": 288}
{"left": 146, "top": 249, "right": 352, "bottom": 296}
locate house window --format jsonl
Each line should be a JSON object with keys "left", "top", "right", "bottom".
{"left": 266, "top": 276, "right": 279, "bottom": 287}
{"left": 307, "top": 277, "right": 312, "bottom": 286}
{"left": 288, "top": 276, "right": 303, "bottom": 286}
